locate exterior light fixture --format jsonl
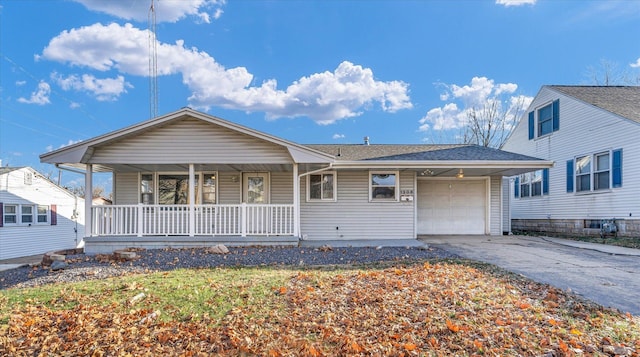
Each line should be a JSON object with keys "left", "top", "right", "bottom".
{"left": 456, "top": 169, "right": 464, "bottom": 179}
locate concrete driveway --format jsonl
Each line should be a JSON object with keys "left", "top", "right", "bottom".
{"left": 420, "top": 235, "right": 640, "bottom": 315}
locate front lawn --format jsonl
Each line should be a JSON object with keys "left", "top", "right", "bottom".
{"left": 1, "top": 261, "right": 638, "bottom": 356}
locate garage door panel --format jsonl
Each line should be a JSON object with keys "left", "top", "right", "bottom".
{"left": 417, "top": 179, "right": 486, "bottom": 235}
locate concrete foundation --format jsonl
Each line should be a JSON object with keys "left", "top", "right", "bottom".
{"left": 512, "top": 218, "right": 640, "bottom": 238}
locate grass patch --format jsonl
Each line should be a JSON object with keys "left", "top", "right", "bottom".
{"left": 562, "top": 235, "right": 640, "bottom": 249}
{"left": 514, "top": 231, "right": 640, "bottom": 249}
{"left": 1, "top": 261, "right": 638, "bottom": 355}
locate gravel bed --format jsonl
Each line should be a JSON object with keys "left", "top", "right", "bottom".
{"left": 0, "top": 246, "right": 458, "bottom": 290}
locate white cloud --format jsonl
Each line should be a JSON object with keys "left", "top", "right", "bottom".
{"left": 41, "top": 23, "right": 412, "bottom": 124}
{"left": 332, "top": 133, "right": 345, "bottom": 139}
{"left": 47, "top": 139, "right": 83, "bottom": 152}
{"left": 631, "top": 58, "right": 640, "bottom": 68}
{"left": 16, "top": 80, "right": 26, "bottom": 86}
{"left": 419, "top": 77, "right": 532, "bottom": 133}
{"left": 496, "top": 0, "right": 536, "bottom": 7}
{"left": 52, "top": 72, "right": 133, "bottom": 101}
{"left": 17, "top": 81, "right": 51, "bottom": 105}
{"left": 73, "top": 0, "right": 226, "bottom": 23}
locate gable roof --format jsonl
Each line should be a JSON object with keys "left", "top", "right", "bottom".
{"left": 40, "top": 108, "right": 335, "bottom": 170}
{"left": 547, "top": 85, "right": 640, "bottom": 124}
{"left": 0, "top": 166, "right": 81, "bottom": 199}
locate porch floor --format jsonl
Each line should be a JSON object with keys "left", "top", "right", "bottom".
{"left": 83, "top": 235, "right": 299, "bottom": 254}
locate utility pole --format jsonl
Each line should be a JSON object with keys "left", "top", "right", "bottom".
{"left": 148, "top": 0, "right": 158, "bottom": 118}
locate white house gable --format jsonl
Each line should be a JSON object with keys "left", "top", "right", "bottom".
{"left": 502, "top": 85, "right": 640, "bottom": 236}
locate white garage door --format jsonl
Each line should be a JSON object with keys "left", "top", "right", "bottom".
{"left": 417, "top": 179, "right": 487, "bottom": 235}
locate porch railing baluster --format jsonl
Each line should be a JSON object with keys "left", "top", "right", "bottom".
{"left": 91, "top": 203, "right": 294, "bottom": 237}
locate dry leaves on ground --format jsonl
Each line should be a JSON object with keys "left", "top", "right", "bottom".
{"left": 1, "top": 262, "right": 638, "bottom": 356}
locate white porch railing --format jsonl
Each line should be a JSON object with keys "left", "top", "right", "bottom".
{"left": 91, "top": 204, "right": 295, "bottom": 237}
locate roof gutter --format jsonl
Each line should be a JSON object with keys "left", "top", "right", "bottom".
{"left": 55, "top": 163, "right": 87, "bottom": 175}
{"left": 330, "top": 160, "right": 554, "bottom": 169}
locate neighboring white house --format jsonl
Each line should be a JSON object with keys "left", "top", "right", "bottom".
{"left": 502, "top": 85, "right": 640, "bottom": 237}
{"left": 40, "top": 108, "right": 552, "bottom": 254}
{"left": 0, "top": 167, "right": 85, "bottom": 260}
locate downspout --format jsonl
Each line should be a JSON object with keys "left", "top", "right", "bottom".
{"left": 84, "top": 164, "right": 93, "bottom": 238}
{"left": 55, "top": 164, "right": 87, "bottom": 243}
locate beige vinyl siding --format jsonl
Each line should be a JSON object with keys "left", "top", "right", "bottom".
{"left": 89, "top": 118, "right": 293, "bottom": 164}
{"left": 270, "top": 172, "right": 293, "bottom": 204}
{"left": 503, "top": 87, "right": 640, "bottom": 220}
{"left": 300, "top": 170, "right": 415, "bottom": 241}
{"left": 218, "top": 172, "right": 242, "bottom": 204}
{"left": 114, "top": 172, "right": 139, "bottom": 204}
{"left": 501, "top": 177, "right": 510, "bottom": 234}
{"left": 490, "top": 176, "right": 501, "bottom": 235}
{"left": 0, "top": 168, "right": 85, "bottom": 260}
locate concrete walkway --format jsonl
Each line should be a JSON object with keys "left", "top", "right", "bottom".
{"left": 420, "top": 235, "right": 640, "bottom": 315}
{"left": 0, "top": 255, "right": 43, "bottom": 272}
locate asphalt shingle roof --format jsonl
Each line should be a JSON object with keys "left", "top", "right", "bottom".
{"left": 305, "top": 144, "right": 543, "bottom": 162}
{"left": 548, "top": 85, "right": 640, "bottom": 124}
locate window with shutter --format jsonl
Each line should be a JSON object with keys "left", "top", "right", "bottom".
{"left": 566, "top": 160, "right": 574, "bottom": 193}
{"left": 612, "top": 149, "right": 622, "bottom": 188}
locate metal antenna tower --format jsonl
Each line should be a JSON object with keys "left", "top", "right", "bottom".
{"left": 148, "top": 0, "right": 158, "bottom": 118}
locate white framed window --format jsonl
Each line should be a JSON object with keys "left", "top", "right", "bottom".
{"left": 21, "top": 206, "right": 33, "bottom": 224}
{"left": 139, "top": 172, "right": 217, "bottom": 204}
{"left": 4, "top": 204, "right": 17, "bottom": 224}
{"left": 594, "top": 152, "right": 610, "bottom": 190}
{"left": 537, "top": 103, "right": 553, "bottom": 136}
{"left": 37, "top": 205, "right": 49, "bottom": 223}
{"left": 1, "top": 204, "right": 48, "bottom": 225}
{"left": 575, "top": 155, "right": 591, "bottom": 192}
{"left": 202, "top": 172, "right": 217, "bottom": 204}
{"left": 567, "top": 149, "right": 621, "bottom": 194}
{"left": 306, "top": 172, "right": 336, "bottom": 202}
{"left": 515, "top": 169, "right": 549, "bottom": 199}
{"left": 518, "top": 170, "right": 543, "bottom": 198}
{"left": 141, "top": 173, "right": 154, "bottom": 204}
{"left": 370, "top": 171, "right": 399, "bottom": 201}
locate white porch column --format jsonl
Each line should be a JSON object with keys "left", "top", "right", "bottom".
{"left": 188, "top": 164, "right": 195, "bottom": 237}
{"left": 293, "top": 163, "right": 300, "bottom": 237}
{"left": 84, "top": 164, "right": 93, "bottom": 237}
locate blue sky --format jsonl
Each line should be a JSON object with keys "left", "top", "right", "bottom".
{"left": 1, "top": 0, "right": 639, "bottom": 190}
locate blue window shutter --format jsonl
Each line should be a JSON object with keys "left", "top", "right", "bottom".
{"left": 528, "top": 112, "right": 535, "bottom": 139}
{"left": 542, "top": 168, "right": 549, "bottom": 195}
{"left": 552, "top": 99, "right": 560, "bottom": 132}
{"left": 566, "top": 159, "right": 574, "bottom": 193}
{"left": 612, "top": 149, "right": 622, "bottom": 188}
{"left": 0, "top": 202, "right": 3, "bottom": 227}
{"left": 514, "top": 177, "right": 520, "bottom": 198}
